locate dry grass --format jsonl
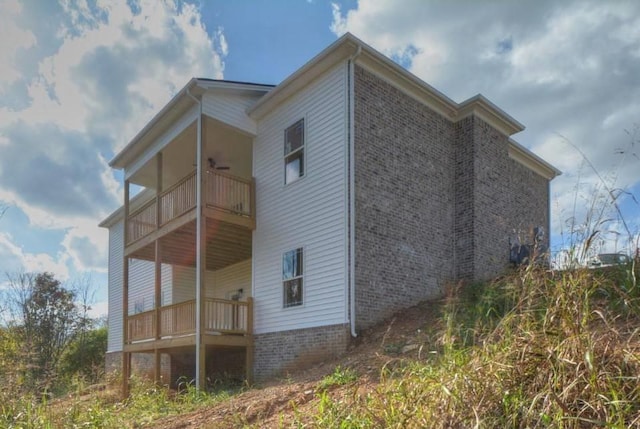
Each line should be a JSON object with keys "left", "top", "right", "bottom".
{"left": 289, "top": 264, "right": 640, "bottom": 428}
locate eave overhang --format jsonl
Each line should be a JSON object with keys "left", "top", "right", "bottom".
{"left": 508, "top": 139, "right": 562, "bottom": 180}
{"left": 109, "top": 79, "right": 273, "bottom": 170}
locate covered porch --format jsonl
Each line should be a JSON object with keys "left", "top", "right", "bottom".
{"left": 121, "top": 113, "right": 256, "bottom": 393}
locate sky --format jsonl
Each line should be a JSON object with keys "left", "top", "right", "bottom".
{"left": 0, "top": 0, "right": 639, "bottom": 318}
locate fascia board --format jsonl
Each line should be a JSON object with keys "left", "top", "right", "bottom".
{"left": 456, "top": 94, "right": 525, "bottom": 136}
{"left": 508, "top": 139, "right": 562, "bottom": 180}
{"left": 247, "top": 34, "right": 360, "bottom": 119}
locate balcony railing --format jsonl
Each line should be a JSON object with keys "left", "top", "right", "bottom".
{"left": 127, "top": 170, "right": 254, "bottom": 245}
{"left": 125, "top": 298, "right": 252, "bottom": 343}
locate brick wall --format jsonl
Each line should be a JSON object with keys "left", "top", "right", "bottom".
{"left": 454, "top": 116, "right": 476, "bottom": 280}
{"left": 353, "top": 65, "right": 456, "bottom": 330}
{"left": 353, "top": 66, "right": 550, "bottom": 330}
{"left": 470, "top": 117, "right": 549, "bottom": 280}
{"left": 253, "top": 324, "right": 350, "bottom": 381}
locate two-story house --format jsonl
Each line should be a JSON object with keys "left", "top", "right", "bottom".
{"left": 99, "top": 33, "right": 559, "bottom": 393}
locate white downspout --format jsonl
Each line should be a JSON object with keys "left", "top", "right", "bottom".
{"left": 186, "top": 87, "right": 204, "bottom": 388}
{"left": 348, "top": 45, "right": 361, "bottom": 338}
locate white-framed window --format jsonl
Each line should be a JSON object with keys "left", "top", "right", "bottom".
{"left": 283, "top": 247, "right": 304, "bottom": 308}
{"left": 284, "top": 118, "right": 304, "bottom": 184}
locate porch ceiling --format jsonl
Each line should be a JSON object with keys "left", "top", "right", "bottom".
{"left": 128, "top": 218, "right": 252, "bottom": 271}
{"left": 129, "top": 115, "right": 253, "bottom": 190}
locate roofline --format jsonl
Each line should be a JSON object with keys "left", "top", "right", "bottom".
{"left": 457, "top": 94, "right": 525, "bottom": 136}
{"left": 247, "top": 33, "right": 362, "bottom": 118}
{"left": 110, "top": 78, "right": 199, "bottom": 169}
{"left": 247, "top": 33, "right": 525, "bottom": 138}
{"left": 196, "top": 78, "right": 275, "bottom": 89}
{"left": 109, "top": 78, "right": 273, "bottom": 169}
{"left": 248, "top": 33, "right": 459, "bottom": 120}
{"left": 508, "top": 138, "right": 562, "bottom": 180}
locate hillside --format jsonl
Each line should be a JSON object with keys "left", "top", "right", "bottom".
{"left": 40, "top": 265, "right": 640, "bottom": 428}
{"left": 153, "top": 300, "right": 441, "bottom": 428}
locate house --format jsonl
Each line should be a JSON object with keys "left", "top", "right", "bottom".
{"left": 99, "top": 33, "right": 560, "bottom": 393}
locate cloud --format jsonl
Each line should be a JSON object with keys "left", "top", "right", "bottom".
{"left": 0, "top": 0, "right": 227, "bottom": 279}
{"left": 0, "top": 0, "right": 36, "bottom": 88}
{"left": 332, "top": 0, "right": 640, "bottom": 251}
{"left": 0, "top": 232, "right": 69, "bottom": 280}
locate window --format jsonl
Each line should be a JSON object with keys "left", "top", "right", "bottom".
{"left": 284, "top": 119, "right": 304, "bottom": 184}
{"left": 283, "top": 248, "right": 303, "bottom": 307}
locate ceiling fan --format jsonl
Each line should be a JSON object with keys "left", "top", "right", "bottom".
{"left": 193, "top": 157, "right": 230, "bottom": 171}
{"left": 207, "top": 157, "right": 230, "bottom": 171}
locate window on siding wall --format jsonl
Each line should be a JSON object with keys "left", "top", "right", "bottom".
{"left": 284, "top": 119, "right": 304, "bottom": 184}
{"left": 283, "top": 248, "right": 303, "bottom": 307}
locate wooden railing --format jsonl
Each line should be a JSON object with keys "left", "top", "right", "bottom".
{"left": 205, "top": 171, "right": 253, "bottom": 218}
{"left": 126, "top": 170, "right": 254, "bottom": 245}
{"left": 160, "top": 300, "right": 196, "bottom": 337}
{"left": 204, "top": 298, "right": 249, "bottom": 334}
{"left": 125, "top": 298, "right": 252, "bottom": 343}
{"left": 127, "top": 310, "right": 156, "bottom": 342}
{"left": 127, "top": 199, "right": 157, "bottom": 244}
{"left": 159, "top": 172, "right": 197, "bottom": 225}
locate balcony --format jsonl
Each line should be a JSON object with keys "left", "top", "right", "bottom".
{"left": 125, "top": 170, "right": 255, "bottom": 252}
{"left": 125, "top": 298, "right": 253, "bottom": 352}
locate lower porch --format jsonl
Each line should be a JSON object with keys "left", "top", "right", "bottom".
{"left": 125, "top": 297, "right": 253, "bottom": 353}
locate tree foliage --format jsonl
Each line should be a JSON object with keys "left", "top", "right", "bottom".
{"left": 2, "top": 272, "right": 106, "bottom": 394}
{"left": 59, "top": 325, "right": 108, "bottom": 384}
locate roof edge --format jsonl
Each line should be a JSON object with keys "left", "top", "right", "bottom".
{"left": 110, "top": 78, "right": 273, "bottom": 169}
{"left": 457, "top": 94, "right": 525, "bottom": 137}
{"left": 110, "top": 78, "right": 199, "bottom": 169}
{"left": 247, "top": 33, "right": 360, "bottom": 119}
{"left": 508, "top": 139, "right": 562, "bottom": 180}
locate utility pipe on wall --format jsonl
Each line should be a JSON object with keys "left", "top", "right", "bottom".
{"left": 186, "top": 87, "right": 204, "bottom": 389}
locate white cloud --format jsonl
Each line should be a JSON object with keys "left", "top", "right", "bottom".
{"left": 0, "top": 0, "right": 227, "bottom": 280}
{"left": 87, "top": 299, "right": 109, "bottom": 319}
{"left": 332, "top": 0, "right": 640, "bottom": 252}
{"left": 0, "top": 232, "right": 69, "bottom": 280}
{"left": 0, "top": 0, "right": 36, "bottom": 88}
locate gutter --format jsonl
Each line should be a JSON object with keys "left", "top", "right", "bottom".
{"left": 186, "top": 88, "right": 205, "bottom": 389}
{"left": 348, "top": 45, "right": 362, "bottom": 338}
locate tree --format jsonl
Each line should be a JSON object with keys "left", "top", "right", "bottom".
{"left": 59, "top": 325, "right": 107, "bottom": 384}
{"left": 7, "top": 272, "right": 81, "bottom": 392}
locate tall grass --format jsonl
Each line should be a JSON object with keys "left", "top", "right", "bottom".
{"left": 294, "top": 262, "right": 640, "bottom": 428}
{"left": 0, "top": 375, "right": 237, "bottom": 428}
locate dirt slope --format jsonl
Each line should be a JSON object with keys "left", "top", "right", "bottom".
{"left": 153, "top": 300, "right": 444, "bottom": 428}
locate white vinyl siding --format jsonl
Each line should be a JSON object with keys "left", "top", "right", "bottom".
{"left": 127, "top": 260, "right": 172, "bottom": 314}
{"left": 202, "top": 92, "right": 263, "bottom": 135}
{"left": 107, "top": 218, "right": 173, "bottom": 352}
{"left": 253, "top": 61, "right": 349, "bottom": 334}
{"left": 107, "top": 221, "right": 123, "bottom": 352}
{"left": 171, "top": 259, "right": 253, "bottom": 302}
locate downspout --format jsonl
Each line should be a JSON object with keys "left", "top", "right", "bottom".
{"left": 348, "top": 45, "right": 361, "bottom": 338}
{"left": 186, "top": 87, "right": 204, "bottom": 388}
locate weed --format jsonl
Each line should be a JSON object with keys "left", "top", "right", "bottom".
{"left": 317, "top": 366, "right": 358, "bottom": 391}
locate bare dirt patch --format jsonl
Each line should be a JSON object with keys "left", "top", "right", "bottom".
{"left": 152, "top": 300, "right": 445, "bottom": 428}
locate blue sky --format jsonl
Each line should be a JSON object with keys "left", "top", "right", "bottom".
{"left": 1, "top": 0, "right": 639, "bottom": 318}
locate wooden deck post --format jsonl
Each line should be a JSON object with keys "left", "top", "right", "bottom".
{"left": 122, "top": 180, "right": 130, "bottom": 398}
{"left": 246, "top": 297, "right": 254, "bottom": 385}
{"left": 195, "top": 108, "right": 206, "bottom": 390}
{"left": 154, "top": 153, "right": 163, "bottom": 384}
